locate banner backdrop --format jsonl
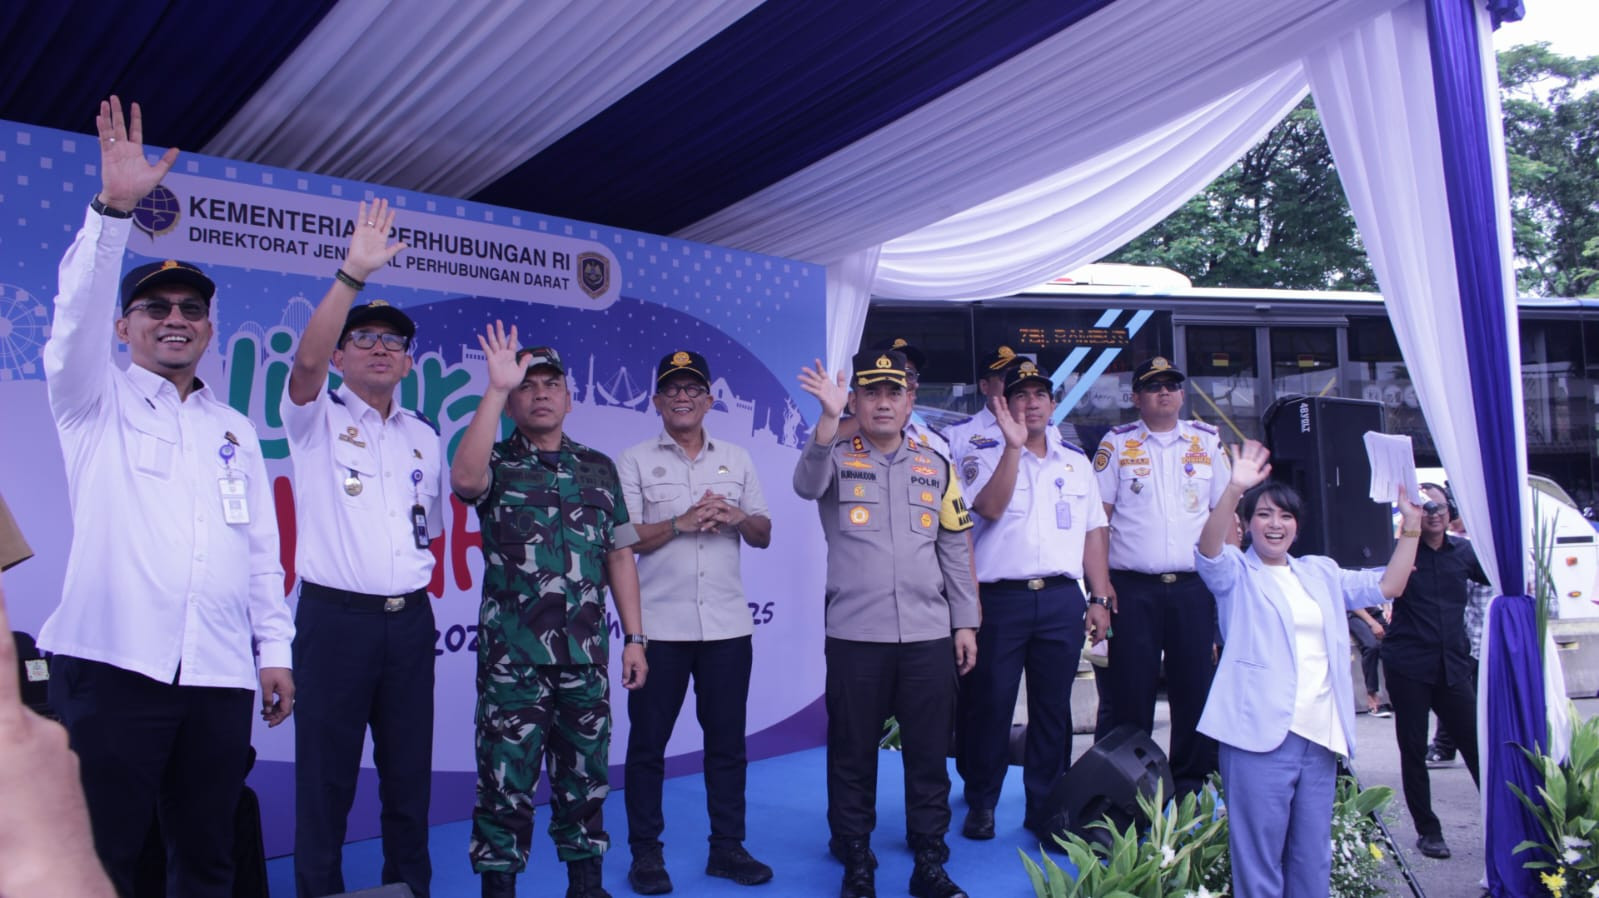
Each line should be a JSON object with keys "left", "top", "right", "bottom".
{"left": 0, "top": 120, "right": 828, "bottom": 856}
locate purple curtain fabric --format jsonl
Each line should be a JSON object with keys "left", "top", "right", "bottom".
{"left": 1423, "top": 0, "right": 1541, "bottom": 893}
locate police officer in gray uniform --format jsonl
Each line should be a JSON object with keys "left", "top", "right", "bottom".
{"left": 794, "top": 350, "right": 979, "bottom": 898}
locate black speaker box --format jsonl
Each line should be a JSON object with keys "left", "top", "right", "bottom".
{"left": 1040, "top": 725, "right": 1172, "bottom": 847}
{"left": 1263, "top": 396, "right": 1394, "bottom": 567}
{"left": 328, "top": 886, "right": 414, "bottom": 897}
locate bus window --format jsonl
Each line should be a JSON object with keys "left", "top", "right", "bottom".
{"left": 1183, "top": 325, "right": 1261, "bottom": 442}
{"left": 1270, "top": 327, "right": 1340, "bottom": 399}
{"left": 1345, "top": 316, "right": 1428, "bottom": 453}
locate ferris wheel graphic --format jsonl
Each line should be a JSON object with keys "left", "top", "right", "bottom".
{"left": 0, "top": 283, "right": 49, "bottom": 381}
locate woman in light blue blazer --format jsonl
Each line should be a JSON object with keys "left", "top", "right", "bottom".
{"left": 1195, "top": 440, "right": 1421, "bottom": 898}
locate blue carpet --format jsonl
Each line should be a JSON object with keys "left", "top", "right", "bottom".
{"left": 267, "top": 746, "right": 1064, "bottom": 897}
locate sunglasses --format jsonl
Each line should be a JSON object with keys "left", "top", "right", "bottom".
{"left": 344, "top": 330, "right": 411, "bottom": 352}
{"left": 660, "top": 383, "right": 708, "bottom": 399}
{"left": 126, "top": 299, "right": 209, "bottom": 322}
{"left": 1137, "top": 380, "right": 1182, "bottom": 394}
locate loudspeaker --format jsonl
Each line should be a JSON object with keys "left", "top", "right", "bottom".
{"left": 1039, "top": 725, "right": 1173, "bottom": 848}
{"left": 1263, "top": 396, "right": 1394, "bottom": 567}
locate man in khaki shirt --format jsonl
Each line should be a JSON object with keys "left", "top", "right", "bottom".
{"left": 617, "top": 350, "right": 773, "bottom": 894}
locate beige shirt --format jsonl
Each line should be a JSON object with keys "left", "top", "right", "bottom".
{"left": 0, "top": 493, "right": 31, "bottom": 571}
{"left": 1263, "top": 564, "right": 1348, "bottom": 756}
{"left": 618, "top": 430, "right": 769, "bottom": 641}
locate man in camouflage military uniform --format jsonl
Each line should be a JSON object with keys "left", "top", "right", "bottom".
{"left": 451, "top": 321, "right": 649, "bottom": 898}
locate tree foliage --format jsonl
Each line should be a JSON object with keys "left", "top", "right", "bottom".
{"left": 1500, "top": 44, "right": 1599, "bottom": 297}
{"left": 1108, "top": 45, "right": 1599, "bottom": 297}
{"left": 1106, "top": 97, "right": 1374, "bottom": 291}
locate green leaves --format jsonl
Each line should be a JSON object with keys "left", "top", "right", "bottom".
{"left": 1512, "top": 706, "right": 1599, "bottom": 892}
{"left": 1019, "top": 775, "right": 1394, "bottom": 898}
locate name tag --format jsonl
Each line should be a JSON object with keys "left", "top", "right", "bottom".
{"left": 219, "top": 476, "right": 250, "bottom": 525}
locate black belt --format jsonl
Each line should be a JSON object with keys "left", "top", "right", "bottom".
{"left": 1111, "top": 569, "right": 1198, "bottom": 585}
{"left": 301, "top": 580, "right": 426, "bottom": 613}
{"left": 984, "top": 575, "right": 1072, "bottom": 592}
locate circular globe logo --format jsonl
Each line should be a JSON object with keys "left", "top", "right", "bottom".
{"left": 133, "top": 185, "right": 181, "bottom": 238}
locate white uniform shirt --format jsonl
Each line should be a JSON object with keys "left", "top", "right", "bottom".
{"left": 941, "top": 407, "right": 1000, "bottom": 462}
{"left": 964, "top": 439, "right": 1107, "bottom": 582}
{"left": 281, "top": 384, "right": 445, "bottom": 595}
{"left": 617, "top": 430, "right": 769, "bottom": 641}
{"left": 39, "top": 208, "right": 293, "bottom": 688}
{"left": 1093, "top": 419, "right": 1230, "bottom": 573}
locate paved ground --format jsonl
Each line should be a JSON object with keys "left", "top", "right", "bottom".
{"left": 1087, "top": 693, "right": 1599, "bottom": 897}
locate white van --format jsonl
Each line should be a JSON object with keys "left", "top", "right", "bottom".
{"left": 1415, "top": 468, "right": 1599, "bottom": 620}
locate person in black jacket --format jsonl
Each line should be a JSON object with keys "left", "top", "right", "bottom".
{"left": 1379, "top": 482, "right": 1486, "bottom": 860}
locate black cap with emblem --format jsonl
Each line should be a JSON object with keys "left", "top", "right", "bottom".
{"left": 1002, "top": 358, "right": 1053, "bottom": 396}
{"left": 851, "top": 349, "right": 908, "bottom": 388}
{"left": 120, "top": 259, "right": 215, "bottom": 311}
{"left": 979, "top": 345, "right": 1020, "bottom": 380}
{"left": 1132, "top": 356, "right": 1186, "bottom": 385}
{"left": 655, "top": 350, "right": 711, "bottom": 389}
{"left": 870, "top": 337, "right": 925, "bottom": 372}
{"left": 340, "top": 300, "right": 417, "bottom": 343}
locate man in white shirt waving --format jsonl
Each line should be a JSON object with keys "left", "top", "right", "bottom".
{"left": 39, "top": 96, "right": 295, "bottom": 898}
{"left": 281, "top": 201, "right": 444, "bottom": 898}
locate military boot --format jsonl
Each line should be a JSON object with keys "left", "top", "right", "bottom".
{"left": 566, "top": 856, "right": 611, "bottom": 898}
{"left": 838, "top": 837, "right": 875, "bottom": 898}
{"left": 481, "top": 870, "right": 516, "bottom": 898}
{"left": 907, "top": 834, "right": 968, "bottom": 898}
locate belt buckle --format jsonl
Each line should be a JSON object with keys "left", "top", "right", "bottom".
{"left": 384, "top": 596, "right": 406, "bottom": 613}
{"left": 1159, "top": 573, "right": 1177, "bottom": 584}
{"left": 1027, "top": 578, "right": 1046, "bottom": 590}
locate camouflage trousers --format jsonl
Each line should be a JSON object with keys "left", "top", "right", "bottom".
{"left": 469, "top": 661, "right": 611, "bottom": 871}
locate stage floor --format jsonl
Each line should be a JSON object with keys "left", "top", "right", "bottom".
{"left": 266, "top": 745, "right": 1062, "bottom": 897}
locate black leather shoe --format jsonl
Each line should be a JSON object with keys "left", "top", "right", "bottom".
{"left": 628, "top": 849, "right": 673, "bottom": 894}
{"left": 482, "top": 870, "right": 517, "bottom": 898}
{"left": 838, "top": 838, "right": 876, "bottom": 898}
{"left": 907, "top": 835, "right": 967, "bottom": 898}
{"left": 567, "top": 856, "right": 612, "bottom": 898}
{"left": 961, "top": 807, "right": 995, "bottom": 840}
{"left": 1425, "top": 746, "right": 1457, "bottom": 767}
{"left": 707, "top": 843, "right": 773, "bottom": 885}
{"left": 1417, "top": 833, "right": 1452, "bottom": 859}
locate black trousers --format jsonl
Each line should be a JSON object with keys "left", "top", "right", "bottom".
{"left": 293, "top": 584, "right": 436, "bottom": 898}
{"left": 625, "top": 636, "right": 753, "bottom": 854}
{"left": 1382, "top": 661, "right": 1480, "bottom": 838}
{"left": 49, "top": 656, "right": 254, "bottom": 898}
{"left": 1431, "top": 666, "right": 1478, "bottom": 753}
{"left": 961, "top": 580, "right": 1084, "bottom": 816}
{"left": 1102, "top": 570, "right": 1218, "bottom": 795}
{"left": 825, "top": 636, "right": 956, "bottom": 842}
{"left": 1348, "top": 613, "right": 1382, "bottom": 698}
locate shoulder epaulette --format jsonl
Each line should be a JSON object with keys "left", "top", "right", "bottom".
{"left": 946, "top": 414, "right": 975, "bottom": 428}
{"left": 406, "top": 408, "right": 441, "bottom": 435}
{"left": 1060, "top": 440, "right": 1087, "bottom": 456}
{"left": 327, "top": 388, "right": 346, "bottom": 406}
{"left": 1110, "top": 422, "right": 1139, "bottom": 434}
{"left": 1189, "top": 421, "right": 1219, "bottom": 434}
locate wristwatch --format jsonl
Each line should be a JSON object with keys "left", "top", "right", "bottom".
{"left": 1087, "top": 595, "right": 1112, "bottom": 608}
{"left": 90, "top": 196, "right": 133, "bottom": 219}
{"left": 625, "top": 633, "right": 649, "bottom": 647}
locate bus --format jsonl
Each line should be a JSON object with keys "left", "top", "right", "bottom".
{"left": 865, "top": 269, "right": 1599, "bottom": 622}
{"left": 864, "top": 268, "right": 1599, "bottom": 515}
